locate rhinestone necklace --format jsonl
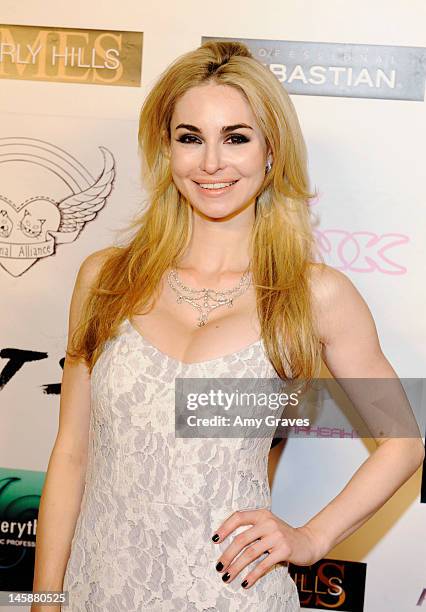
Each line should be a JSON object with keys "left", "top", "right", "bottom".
{"left": 167, "top": 267, "right": 252, "bottom": 327}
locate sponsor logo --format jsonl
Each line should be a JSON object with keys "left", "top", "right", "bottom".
{"left": 0, "top": 137, "right": 115, "bottom": 277}
{"left": 289, "top": 558, "right": 366, "bottom": 610}
{"left": 203, "top": 36, "right": 426, "bottom": 101}
{"left": 0, "top": 467, "right": 44, "bottom": 591}
{"left": 314, "top": 229, "right": 409, "bottom": 274}
{"left": 0, "top": 24, "right": 143, "bottom": 86}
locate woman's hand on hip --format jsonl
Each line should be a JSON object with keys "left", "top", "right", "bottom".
{"left": 211, "top": 508, "right": 324, "bottom": 589}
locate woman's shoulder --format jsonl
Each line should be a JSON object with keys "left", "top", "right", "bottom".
{"left": 307, "top": 262, "right": 357, "bottom": 306}
{"left": 307, "top": 262, "right": 372, "bottom": 343}
{"left": 76, "top": 246, "right": 122, "bottom": 289}
{"left": 81, "top": 245, "right": 121, "bottom": 266}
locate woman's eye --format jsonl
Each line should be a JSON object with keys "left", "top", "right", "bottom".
{"left": 227, "top": 134, "right": 249, "bottom": 144}
{"left": 176, "top": 134, "right": 249, "bottom": 144}
{"left": 177, "top": 135, "right": 200, "bottom": 144}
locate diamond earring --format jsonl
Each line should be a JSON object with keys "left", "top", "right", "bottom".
{"left": 265, "top": 159, "right": 272, "bottom": 174}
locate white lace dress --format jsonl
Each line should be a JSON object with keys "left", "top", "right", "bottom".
{"left": 62, "top": 319, "right": 301, "bottom": 611}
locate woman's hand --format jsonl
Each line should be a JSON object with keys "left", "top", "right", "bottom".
{"left": 211, "top": 508, "right": 325, "bottom": 589}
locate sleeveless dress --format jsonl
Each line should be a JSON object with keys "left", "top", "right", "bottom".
{"left": 62, "top": 318, "right": 301, "bottom": 611}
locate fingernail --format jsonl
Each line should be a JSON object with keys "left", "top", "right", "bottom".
{"left": 222, "top": 572, "right": 230, "bottom": 582}
{"left": 216, "top": 561, "right": 224, "bottom": 571}
{"left": 241, "top": 579, "right": 249, "bottom": 588}
{"left": 212, "top": 533, "right": 220, "bottom": 542}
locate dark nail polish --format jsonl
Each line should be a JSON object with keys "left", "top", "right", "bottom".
{"left": 222, "top": 572, "right": 230, "bottom": 582}
{"left": 216, "top": 561, "right": 224, "bottom": 571}
{"left": 212, "top": 534, "right": 220, "bottom": 542}
{"left": 241, "top": 580, "right": 249, "bottom": 588}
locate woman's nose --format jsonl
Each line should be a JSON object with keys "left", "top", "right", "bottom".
{"left": 200, "top": 143, "right": 224, "bottom": 173}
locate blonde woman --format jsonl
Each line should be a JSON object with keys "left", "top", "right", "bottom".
{"left": 32, "top": 41, "right": 424, "bottom": 611}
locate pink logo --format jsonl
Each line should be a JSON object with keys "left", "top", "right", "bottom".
{"left": 314, "top": 229, "right": 409, "bottom": 274}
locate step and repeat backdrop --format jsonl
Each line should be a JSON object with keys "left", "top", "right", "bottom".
{"left": 0, "top": 2, "right": 425, "bottom": 611}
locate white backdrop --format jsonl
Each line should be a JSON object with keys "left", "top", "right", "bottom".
{"left": 0, "top": 1, "right": 425, "bottom": 611}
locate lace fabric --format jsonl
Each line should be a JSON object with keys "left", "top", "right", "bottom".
{"left": 62, "top": 319, "right": 301, "bottom": 611}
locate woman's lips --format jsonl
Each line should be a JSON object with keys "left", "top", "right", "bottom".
{"left": 193, "top": 180, "right": 239, "bottom": 197}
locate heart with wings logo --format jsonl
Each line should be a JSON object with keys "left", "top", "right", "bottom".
{"left": 0, "top": 137, "right": 115, "bottom": 277}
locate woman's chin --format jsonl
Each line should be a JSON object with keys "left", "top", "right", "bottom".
{"left": 192, "top": 202, "right": 254, "bottom": 221}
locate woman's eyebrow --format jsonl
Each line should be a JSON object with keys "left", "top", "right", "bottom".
{"left": 175, "top": 123, "right": 253, "bottom": 133}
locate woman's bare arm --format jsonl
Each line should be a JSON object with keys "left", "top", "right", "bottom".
{"left": 301, "top": 264, "right": 425, "bottom": 558}
{"left": 31, "top": 248, "right": 114, "bottom": 611}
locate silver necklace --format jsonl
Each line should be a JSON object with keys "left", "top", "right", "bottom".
{"left": 167, "top": 267, "right": 252, "bottom": 327}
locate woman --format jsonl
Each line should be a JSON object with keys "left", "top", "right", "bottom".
{"left": 32, "top": 41, "right": 424, "bottom": 611}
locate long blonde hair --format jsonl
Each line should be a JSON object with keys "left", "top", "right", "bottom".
{"left": 67, "top": 40, "right": 323, "bottom": 380}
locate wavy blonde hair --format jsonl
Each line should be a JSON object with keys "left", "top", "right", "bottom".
{"left": 67, "top": 40, "right": 323, "bottom": 380}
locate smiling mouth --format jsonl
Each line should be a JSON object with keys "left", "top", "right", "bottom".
{"left": 193, "top": 180, "right": 239, "bottom": 191}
